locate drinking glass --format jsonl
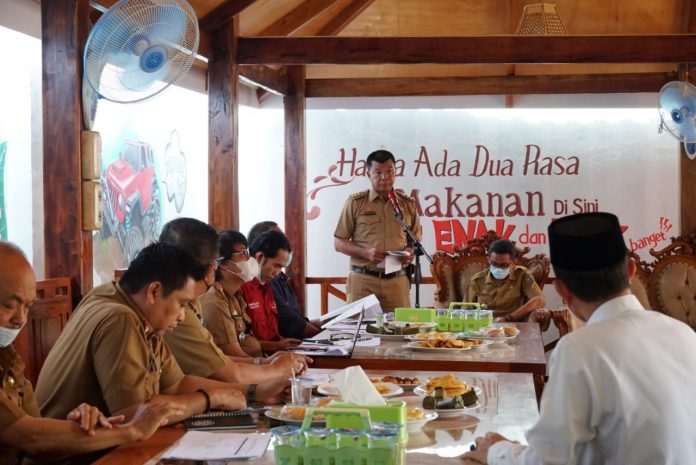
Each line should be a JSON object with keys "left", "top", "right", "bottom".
{"left": 271, "top": 425, "right": 302, "bottom": 447}
{"left": 435, "top": 308, "right": 450, "bottom": 332}
{"left": 303, "top": 427, "right": 335, "bottom": 448}
{"left": 477, "top": 310, "right": 494, "bottom": 329}
{"left": 449, "top": 310, "right": 465, "bottom": 332}
{"left": 463, "top": 310, "right": 478, "bottom": 332}
{"left": 289, "top": 377, "right": 314, "bottom": 405}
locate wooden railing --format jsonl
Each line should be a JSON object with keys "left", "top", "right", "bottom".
{"left": 306, "top": 276, "right": 436, "bottom": 315}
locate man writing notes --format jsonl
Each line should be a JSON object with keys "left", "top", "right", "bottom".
{"left": 334, "top": 150, "right": 421, "bottom": 311}
{"left": 462, "top": 212, "right": 696, "bottom": 465}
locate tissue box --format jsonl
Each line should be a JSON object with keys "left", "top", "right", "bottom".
{"left": 323, "top": 401, "right": 408, "bottom": 444}
{"left": 394, "top": 307, "right": 436, "bottom": 323}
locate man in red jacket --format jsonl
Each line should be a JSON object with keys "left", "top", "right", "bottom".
{"left": 240, "top": 231, "right": 301, "bottom": 353}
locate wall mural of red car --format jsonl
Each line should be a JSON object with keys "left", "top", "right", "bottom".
{"left": 101, "top": 140, "right": 161, "bottom": 263}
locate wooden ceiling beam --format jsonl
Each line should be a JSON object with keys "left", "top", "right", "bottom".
{"left": 257, "top": 0, "right": 340, "bottom": 36}
{"left": 200, "top": 0, "right": 261, "bottom": 32}
{"left": 239, "top": 64, "right": 288, "bottom": 95}
{"left": 316, "top": 0, "right": 377, "bottom": 35}
{"left": 237, "top": 35, "right": 696, "bottom": 64}
{"left": 305, "top": 72, "right": 678, "bottom": 97}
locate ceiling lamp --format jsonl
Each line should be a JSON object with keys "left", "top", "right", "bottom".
{"left": 516, "top": 3, "right": 567, "bottom": 35}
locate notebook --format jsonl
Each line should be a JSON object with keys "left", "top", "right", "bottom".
{"left": 183, "top": 410, "right": 257, "bottom": 430}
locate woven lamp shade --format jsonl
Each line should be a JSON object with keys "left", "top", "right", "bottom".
{"left": 516, "top": 3, "right": 567, "bottom": 35}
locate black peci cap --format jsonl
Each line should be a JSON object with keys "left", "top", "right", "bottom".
{"left": 548, "top": 212, "right": 627, "bottom": 271}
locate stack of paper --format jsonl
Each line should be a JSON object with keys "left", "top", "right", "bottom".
{"left": 162, "top": 431, "right": 271, "bottom": 461}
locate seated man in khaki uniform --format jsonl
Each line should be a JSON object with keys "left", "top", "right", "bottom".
{"left": 159, "top": 219, "right": 307, "bottom": 398}
{"left": 34, "top": 243, "right": 246, "bottom": 465}
{"left": 465, "top": 240, "right": 545, "bottom": 322}
{"left": 0, "top": 241, "right": 180, "bottom": 465}
{"left": 200, "top": 230, "right": 265, "bottom": 360}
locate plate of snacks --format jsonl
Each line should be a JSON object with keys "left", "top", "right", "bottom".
{"left": 365, "top": 321, "right": 434, "bottom": 340}
{"left": 413, "top": 375, "right": 481, "bottom": 417}
{"left": 405, "top": 339, "right": 474, "bottom": 352}
{"left": 458, "top": 325, "right": 519, "bottom": 343}
{"left": 404, "top": 332, "right": 457, "bottom": 341}
{"left": 370, "top": 375, "right": 421, "bottom": 391}
{"left": 265, "top": 405, "right": 325, "bottom": 425}
{"left": 467, "top": 339, "right": 494, "bottom": 350}
{"left": 317, "top": 381, "right": 404, "bottom": 398}
{"left": 414, "top": 374, "right": 482, "bottom": 397}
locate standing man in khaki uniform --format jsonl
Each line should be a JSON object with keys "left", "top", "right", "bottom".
{"left": 465, "top": 239, "right": 545, "bottom": 322}
{"left": 334, "top": 150, "right": 421, "bottom": 311}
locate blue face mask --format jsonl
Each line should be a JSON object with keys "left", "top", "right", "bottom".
{"left": 490, "top": 266, "right": 510, "bottom": 280}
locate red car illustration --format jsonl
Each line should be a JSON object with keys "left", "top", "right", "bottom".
{"left": 101, "top": 140, "right": 161, "bottom": 263}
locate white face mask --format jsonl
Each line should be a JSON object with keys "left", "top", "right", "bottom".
{"left": 490, "top": 266, "right": 510, "bottom": 280}
{"left": 0, "top": 325, "right": 23, "bottom": 347}
{"left": 232, "top": 257, "right": 260, "bottom": 283}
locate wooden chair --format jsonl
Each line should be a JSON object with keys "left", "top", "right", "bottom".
{"left": 647, "top": 233, "right": 696, "bottom": 329}
{"left": 13, "top": 277, "right": 72, "bottom": 385}
{"left": 430, "top": 230, "right": 550, "bottom": 308}
{"left": 628, "top": 249, "right": 653, "bottom": 309}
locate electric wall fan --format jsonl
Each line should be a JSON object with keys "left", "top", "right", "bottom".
{"left": 82, "top": 0, "right": 199, "bottom": 128}
{"left": 658, "top": 81, "right": 696, "bottom": 160}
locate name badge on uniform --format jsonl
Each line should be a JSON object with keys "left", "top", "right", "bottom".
{"left": 358, "top": 210, "right": 377, "bottom": 216}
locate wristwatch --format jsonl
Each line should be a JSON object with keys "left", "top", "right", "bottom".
{"left": 247, "top": 383, "right": 258, "bottom": 404}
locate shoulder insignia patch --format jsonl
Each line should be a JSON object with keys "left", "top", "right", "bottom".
{"left": 395, "top": 190, "right": 415, "bottom": 202}
{"left": 350, "top": 190, "right": 369, "bottom": 200}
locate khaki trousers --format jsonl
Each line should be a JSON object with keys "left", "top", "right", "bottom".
{"left": 346, "top": 272, "right": 411, "bottom": 311}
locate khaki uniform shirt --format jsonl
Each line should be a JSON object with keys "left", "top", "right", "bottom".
{"left": 35, "top": 282, "right": 185, "bottom": 420}
{"left": 163, "top": 299, "right": 231, "bottom": 378}
{"left": 199, "top": 285, "right": 263, "bottom": 358}
{"left": 334, "top": 187, "right": 421, "bottom": 272}
{"left": 0, "top": 346, "right": 40, "bottom": 465}
{"left": 465, "top": 266, "right": 543, "bottom": 318}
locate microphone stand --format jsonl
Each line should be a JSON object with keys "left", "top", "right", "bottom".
{"left": 394, "top": 214, "right": 433, "bottom": 308}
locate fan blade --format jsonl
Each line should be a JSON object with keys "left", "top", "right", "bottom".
{"left": 685, "top": 141, "right": 696, "bottom": 160}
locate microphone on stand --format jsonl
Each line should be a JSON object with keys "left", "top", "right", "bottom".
{"left": 388, "top": 190, "right": 403, "bottom": 220}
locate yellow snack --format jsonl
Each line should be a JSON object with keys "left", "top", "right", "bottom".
{"left": 407, "top": 406, "right": 425, "bottom": 420}
{"left": 503, "top": 326, "right": 517, "bottom": 336}
{"left": 281, "top": 405, "right": 306, "bottom": 420}
{"left": 375, "top": 384, "right": 391, "bottom": 395}
{"left": 424, "top": 374, "right": 472, "bottom": 397}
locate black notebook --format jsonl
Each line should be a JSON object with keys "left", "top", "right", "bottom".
{"left": 183, "top": 410, "right": 257, "bottom": 430}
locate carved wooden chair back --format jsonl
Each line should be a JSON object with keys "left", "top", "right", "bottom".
{"left": 13, "top": 277, "right": 72, "bottom": 385}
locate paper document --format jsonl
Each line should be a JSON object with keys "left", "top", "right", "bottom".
{"left": 377, "top": 254, "right": 404, "bottom": 274}
{"left": 321, "top": 294, "right": 381, "bottom": 327}
{"left": 162, "top": 431, "right": 270, "bottom": 460}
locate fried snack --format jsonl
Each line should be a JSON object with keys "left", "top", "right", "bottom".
{"left": 407, "top": 406, "right": 425, "bottom": 420}
{"left": 419, "top": 339, "right": 473, "bottom": 349}
{"left": 281, "top": 405, "right": 306, "bottom": 420}
{"left": 381, "top": 375, "right": 421, "bottom": 385}
{"left": 413, "top": 332, "right": 453, "bottom": 341}
{"left": 484, "top": 327, "right": 505, "bottom": 337}
{"left": 502, "top": 326, "right": 517, "bottom": 336}
{"left": 468, "top": 339, "right": 484, "bottom": 345}
{"left": 424, "top": 374, "right": 472, "bottom": 397}
{"left": 313, "top": 396, "right": 342, "bottom": 408}
{"left": 375, "top": 384, "right": 391, "bottom": 395}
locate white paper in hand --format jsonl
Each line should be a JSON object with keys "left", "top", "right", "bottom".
{"left": 332, "top": 366, "right": 386, "bottom": 406}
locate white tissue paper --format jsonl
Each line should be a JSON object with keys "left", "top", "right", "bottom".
{"left": 332, "top": 365, "right": 386, "bottom": 406}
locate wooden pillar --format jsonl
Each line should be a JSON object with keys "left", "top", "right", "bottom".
{"left": 42, "top": 0, "right": 92, "bottom": 303}
{"left": 208, "top": 20, "right": 239, "bottom": 230}
{"left": 284, "top": 66, "right": 307, "bottom": 315}
{"left": 680, "top": 2, "right": 696, "bottom": 235}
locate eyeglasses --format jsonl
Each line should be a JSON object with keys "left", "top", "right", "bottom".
{"left": 231, "top": 248, "right": 250, "bottom": 258}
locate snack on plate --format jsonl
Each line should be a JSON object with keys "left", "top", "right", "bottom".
{"left": 281, "top": 405, "right": 307, "bottom": 420}
{"left": 413, "top": 332, "right": 453, "bottom": 341}
{"left": 375, "top": 384, "right": 391, "bottom": 395}
{"left": 423, "top": 386, "right": 478, "bottom": 409}
{"left": 419, "top": 339, "right": 473, "bottom": 349}
{"left": 424, "top": 374, "right": 472, "bottom": 397}
{"left": 468, "top": 339, "right": 485, "bottom": 345}
{"left": 381, "top": 375, "right": 420, "bottom": 385}
{"left": 312, "top": 396, "right": 341, "bottom": 408}
{"left": 502, "top": 326, "right": 517, "bottom": 336}
{"left": 407, "top": 406, "right": 425, "bottom": 420}
{"left": 484, "top": 327, "right": 505, "bottom": 337}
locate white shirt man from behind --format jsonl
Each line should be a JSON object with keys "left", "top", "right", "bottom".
{"left": 463, "top": 212, "right": 696, "bottom": 465}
